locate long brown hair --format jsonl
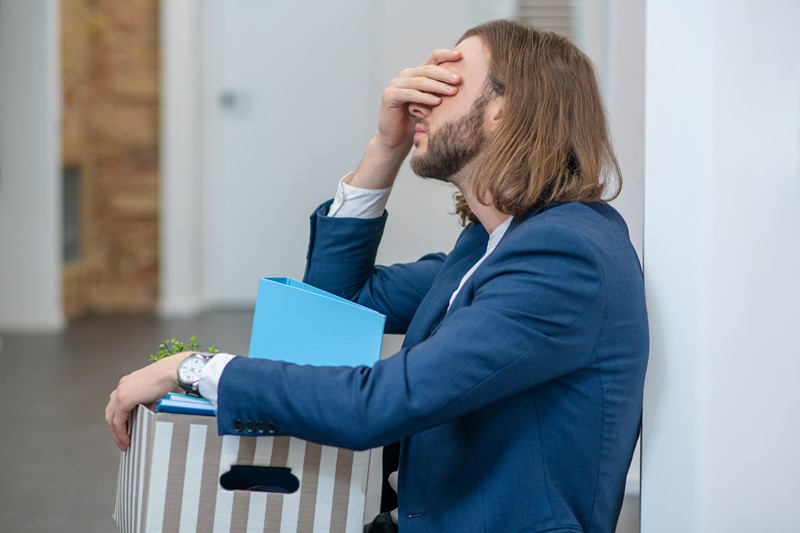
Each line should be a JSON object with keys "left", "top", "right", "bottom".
{"left": 455, "top": 20, "right": 621, "bottom": 224}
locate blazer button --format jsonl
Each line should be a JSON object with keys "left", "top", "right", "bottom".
{"left": 232, "top": 419, "right": 244, "bottom": 432}
{"left": 256, "top": 421, "right": 267, "bottom": 434}
{"left": 245, "top": 420, "right": 256, "bottom": 433}
{"left": 266, "top": 420, "right": 278, "bottom": 435}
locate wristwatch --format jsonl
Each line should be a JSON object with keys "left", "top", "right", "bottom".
{"left": 177, "top": 352, "right": 216, "bottom": 397}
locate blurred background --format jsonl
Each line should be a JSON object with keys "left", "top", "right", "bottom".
{"left": 0, "top": 0, "right": 645, "bottom": 325}
{"left": 1, "top": 0, "right": 799, "bottom": 532}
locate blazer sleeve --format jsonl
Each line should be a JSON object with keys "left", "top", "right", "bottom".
{"left": 303, "top": 200, "right": 446, "bottom": 334}
{"left": 217, "top": 221, "right": 605, "bottom": 450}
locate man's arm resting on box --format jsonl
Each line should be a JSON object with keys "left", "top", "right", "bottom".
{"left": 103, "top": 176, "right": 428, "bottom": 451}
{"left": 210, "top": 222, "right": 605, "bottom": 450}
{"left": 105, "top": 49, "right": 470, "bottom": 451}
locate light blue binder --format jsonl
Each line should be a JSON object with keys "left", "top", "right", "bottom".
{"left": 247, "top": 277, "right": 385, "bottom": 366}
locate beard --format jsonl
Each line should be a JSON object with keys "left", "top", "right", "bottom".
{"left": 410, "top": 91, "right": 491, "bottom": 182}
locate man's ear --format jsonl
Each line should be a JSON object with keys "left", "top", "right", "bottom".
{"left": 485, "top": 96, "right": 505, "bottom": 133}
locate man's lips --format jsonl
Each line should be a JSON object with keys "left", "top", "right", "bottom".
{"left": 413, "top": 125, "right": 428, "bottom": 139}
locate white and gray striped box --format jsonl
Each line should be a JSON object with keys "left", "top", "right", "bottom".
{"left": 115, "top": 406, "right": 375, "bottom": 532}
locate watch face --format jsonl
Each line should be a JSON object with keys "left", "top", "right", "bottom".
{"left": 178, "top": 355, "right": 206, "bottom": 383}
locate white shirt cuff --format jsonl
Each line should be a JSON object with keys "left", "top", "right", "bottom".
{"left": 328, "top": 172, "right": 391, "bottom": 218}
{"left": 198, "top": 352, "right": 237, "bottom": 408}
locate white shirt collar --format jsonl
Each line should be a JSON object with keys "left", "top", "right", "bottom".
{"left": 487, "top": 216, "right": 513, "bottom": 252}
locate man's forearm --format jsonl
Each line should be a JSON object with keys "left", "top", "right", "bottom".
{"left": 346, "top": 136, "right": 411, "bottom": 190}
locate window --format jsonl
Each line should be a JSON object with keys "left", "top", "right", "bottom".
{"left": 517, "top": 0, "right": 585, "bottom": 45}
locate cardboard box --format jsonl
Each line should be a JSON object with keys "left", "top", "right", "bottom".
{"left": 115, "top": 278, "right": 386, "bottom": 531}
{"left": 115, "top": 406, "right": 374, "bottom": 532}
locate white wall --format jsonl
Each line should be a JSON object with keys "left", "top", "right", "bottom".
{"left": 642, "top": 1, "right": 800, "bottom": 531}
{"left": 578, "top": 0, "right": 646, "bottom": 260}
{"left": 211, "top": 0, "right": 380, "bottom": 306}
{"left": 0, "top": 0, "right": 63, "bottom": 331}
{"left": 604, "top": 0, "right": 645, "bottom": 259}
{"left": 159, "top": 0, "right": 205, "bottom": 316}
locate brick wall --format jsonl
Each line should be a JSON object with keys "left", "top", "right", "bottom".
{"left": 61, "top": 0, "right": 160, "bottom": 316}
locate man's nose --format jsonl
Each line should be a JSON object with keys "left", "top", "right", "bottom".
{"left": 408, "top": 103, "right": 430, "bottom": 119}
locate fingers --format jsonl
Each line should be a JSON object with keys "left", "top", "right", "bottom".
{"left": 397, "top": 63, "right": 462, "bottom": 87}
{"left": 390, "top": 74, "right": 459, "bottom": 98}
{"left": 382, "top": 64, "right": 462, "bottom": 110}
{"left": 422, "top": 48, "right": 462, "bottom": 66}
{"left": 383, "top": 87, "right": 442, "bottom": 109}
{"left": 112, "top": 411, "right": 131, "bottom": 451}
{"left": 105, "top": 388, "right": 131, "bottom": 451}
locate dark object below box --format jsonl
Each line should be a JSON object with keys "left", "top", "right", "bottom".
{"left": 364, "top": 512, "right": 397, "bottom": 533}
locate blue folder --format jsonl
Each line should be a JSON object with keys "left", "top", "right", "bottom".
{"left": 155, "top": 392, "right": 216, "bottom": 416}
{"left": 247, "top": 277, "right": 385, "bottom": 367}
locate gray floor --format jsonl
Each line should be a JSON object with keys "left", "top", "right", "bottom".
{"left": 0, "top": 312, "right": 639, "bottom": 533}
{"left": 0, "top": 311, "right": 255, "bottom": 533}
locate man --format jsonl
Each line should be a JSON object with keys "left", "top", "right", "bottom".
{"left": 107, "top": 20, "right": 648, "bottom": 533}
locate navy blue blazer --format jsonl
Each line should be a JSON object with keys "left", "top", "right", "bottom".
{"left": 217, "top": 199, "right": 649, "bottom": 532}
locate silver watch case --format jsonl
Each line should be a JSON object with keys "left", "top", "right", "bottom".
{"left": 177, "top": 352, "right": 216, "bottom": 397}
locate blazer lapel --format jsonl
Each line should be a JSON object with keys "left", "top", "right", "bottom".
{"left": 411, "top": 210, "right": 544, "bottom": 342}
{"left": 403, "top": 224, "right": 488, "bottom": 347}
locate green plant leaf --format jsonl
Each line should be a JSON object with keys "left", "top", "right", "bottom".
{"left": 148, "top": 336, "right": 223, "bottom": 362}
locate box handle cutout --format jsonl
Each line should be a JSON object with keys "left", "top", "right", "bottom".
{"left": 220, "top": 465, "right": 300, "bottom": 493}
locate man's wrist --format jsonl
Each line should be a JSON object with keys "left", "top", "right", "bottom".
{"left": 368, "top": 134, "right": 412, "bottom": 162}
{"left": 176, "top": 351, "right": 216, "bottom": 397}
{"left": 348, "top": 137, "right": 409, "bottom": 190}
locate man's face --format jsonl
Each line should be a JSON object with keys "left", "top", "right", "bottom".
{"left": 409, "top": 90, "right": 491, "bottom": 181}
{"left": 409, "top": 36, "right": 494, "bottom": 182}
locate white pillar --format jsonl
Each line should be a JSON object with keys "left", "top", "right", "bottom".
{"left": 0, "top": 0, "right": 63, "bottom": 331}
{"left": 605, "top": 0, "right": 645, "bottom": 260}
{"left": 642, "top": 1, "right": 800, "bottom": 531}
{"left": 158, "top": 0, "right": 205, "bottom": 316}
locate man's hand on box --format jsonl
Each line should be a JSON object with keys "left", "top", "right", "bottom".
{"left": 105, "top": 352, "right": 191, "bottom": 451}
